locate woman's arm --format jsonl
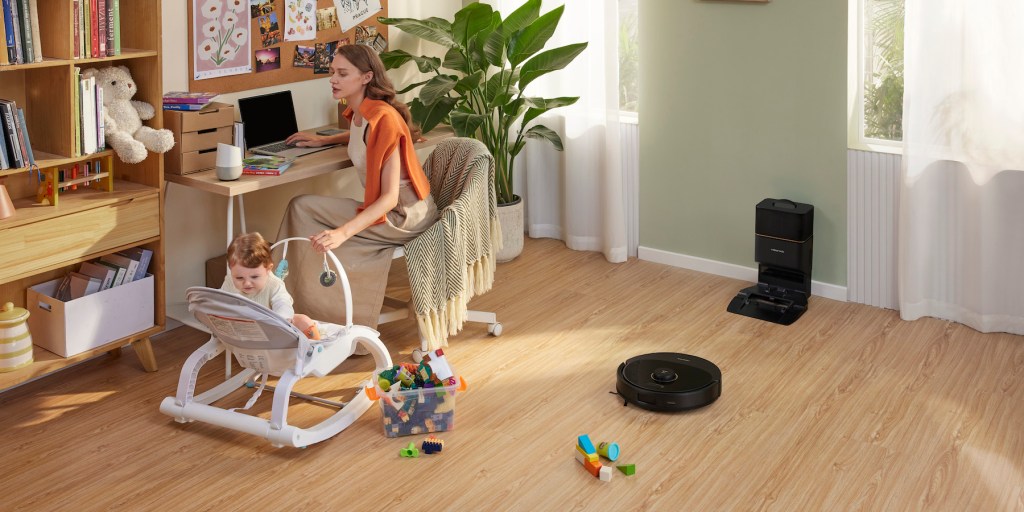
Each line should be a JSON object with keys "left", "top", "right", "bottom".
{"left": 310, "top": 150, "right": 402, "bottom": 253}
{"left": 285, "top": 130, "right": 350, "bottom": 147}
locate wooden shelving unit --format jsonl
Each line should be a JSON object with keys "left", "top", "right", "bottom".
{"left": 0, "top": 0, "right": 165, "bottom": 391}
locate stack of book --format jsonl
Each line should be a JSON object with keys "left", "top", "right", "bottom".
{"left": 0, "top": 97, "right": 35, "bottom": 170}
{"left": 0, "top": 0, "right": 43, "bottom": 65}
{"left": 72, "top": 67, "right": 105, "bottom": 157}
{"left": 242, "top": 155, "right": 295, "bottom": 176}
{"left": 54, "top": 247, "right": 152, "bottom": 301}
{"left": 71, "top": 0, "right": 121, "bottom": 60}
{"left": 162, "top": 92, "right": 219, "bottom": 111}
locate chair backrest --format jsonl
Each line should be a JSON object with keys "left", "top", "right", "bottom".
{"left": 423, "top": 137, "right": 492, "bottom": 210}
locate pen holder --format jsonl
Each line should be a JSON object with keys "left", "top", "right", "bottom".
{"left": 215, "top": 143, "right": 243, "bottom": 181}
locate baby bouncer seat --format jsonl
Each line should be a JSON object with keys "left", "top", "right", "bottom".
{"left": 159, "top": 238, "right": 392, "bottom": 448}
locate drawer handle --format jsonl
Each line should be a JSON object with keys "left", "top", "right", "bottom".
{"left": 198, "top": 148, "right": 217, "bottom": 154}
{"left": 197, "top": 128, "right": 216, "bottom": 134}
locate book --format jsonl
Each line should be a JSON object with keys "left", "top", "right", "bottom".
{"left": 28, "top": 0, "right": 40, "bottom": 62}
{"left": 119, "top": 247, "right": 153, "bottom": 281}
{"left": 96, "top": 259, "right": 126, "bottom": 286}
{"left": 73, "top": 67, "right": 80, "bottom": 156}
{"left": 0, "top": 119, "right": 8, "bottom": 168}
{"left": 95, "top": 85, "right": 104, "bottom": 150}
{"left": 233, "top": 121, "right": 245, "bottom": 151}
{"left": 79, "top": 261, "right": 115, "bottom": 290}
{"left": 0, "top": 5, "right": 8, "bottom": 65}
{"left": 161, "top": 103, "right": 209, "bottom": 111}
{"left": 112, "top": 0, "right": 119, "bottom": 54}
{"left": 17, "top": 0, "right": 30, "bottom": 64}
{"left": 242, "top": 155, "right": 295, "bottom": 176}
{"left": 72, "top": 0, "right": 79, "bottom": 58}
{"left": 15, "top": 107, "right": 33, "bottom": 166}
{"left": 3, "top": 0, "right": 20, "bottom": 64}
{"left": 80, "top": 75, "right": 97, "bottom": 154}
{"left": 89, "top": 0, "right": 98, "bottom": 58}
{"left": 96, "top": 0, "right": 105, "bottom": 56}
{"left": 101, "top": 252, "right": 138, "bottom": 283}
{"left": 54, "top": 274, "right": 73, "bottom": 302}
{"left": 162, "top": 91, "right": 219, "bottom": 104}
{"left": 69, "top": 271, "right": 102, "bottom": 299}
{"left": 104, "top": 0, "right": 114, "bottom": 56}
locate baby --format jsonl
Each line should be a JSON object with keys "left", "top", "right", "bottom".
{"left": 223, "top": 232, "right": 317, "bottom": 337}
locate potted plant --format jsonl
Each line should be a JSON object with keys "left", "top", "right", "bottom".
{"left": 379, "top": 0, "right": 586, "bottom": 261}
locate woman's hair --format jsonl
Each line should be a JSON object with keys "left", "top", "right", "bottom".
{"left": 336, "top": 44, "right": 421, "bottom": 139}
{"left": 226, "top": 232, "right": 274, "bottom": 270}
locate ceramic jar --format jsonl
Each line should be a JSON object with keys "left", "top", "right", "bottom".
{"left": 0, "top": 302, "right": 33, "bottom": 372}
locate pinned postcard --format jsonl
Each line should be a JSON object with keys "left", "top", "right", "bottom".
{"left": 285, "top": 0, "right": 317, "bottom": 41}
{"left": 334, "top": 0, "right": 382, "bottom": 32}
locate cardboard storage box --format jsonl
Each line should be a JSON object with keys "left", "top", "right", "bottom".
{"left": 26, "top": 275, "right": 155, "bottom": 357}
{"left": 206, "top": 253, "right": 227, "bottom": 289}
{"left": 164, "top": 102, "right": 235, "bottom": 175}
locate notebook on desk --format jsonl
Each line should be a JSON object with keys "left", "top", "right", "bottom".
{"left": 237, "top": 90, "right": 339, "bottom": 158}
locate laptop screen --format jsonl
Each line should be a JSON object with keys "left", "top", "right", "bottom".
{"left": 237, "top": 91, "right": 300, "bottom": 148}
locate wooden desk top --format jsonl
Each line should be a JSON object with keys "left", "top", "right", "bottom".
{"left": 164, "top": 126, "right": 455, "bottom": 197}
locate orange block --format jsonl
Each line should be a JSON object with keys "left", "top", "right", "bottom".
{"left": 584, "top": 459, "right": 602, "bottom": 477}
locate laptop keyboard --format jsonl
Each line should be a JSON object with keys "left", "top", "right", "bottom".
{"left": 257, "top": 141, "right": 291, "bottom": 153}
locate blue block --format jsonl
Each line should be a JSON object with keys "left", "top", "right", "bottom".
{"left": 577, "top": 434, "right": 596, "bottom": 454}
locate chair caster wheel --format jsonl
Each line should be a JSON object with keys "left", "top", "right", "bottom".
{"left": 488, "top": 322, "right": 503, "bottom": 336}
{"left": 412, "top": 348, "right": 425, "bottom": 363}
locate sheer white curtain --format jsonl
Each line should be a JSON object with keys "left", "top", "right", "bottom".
{"left": 900, "top": 0, "right": 1024, "bottom": 334}
{"left": 487, "top": 0, "right": 627, "bottom": 263}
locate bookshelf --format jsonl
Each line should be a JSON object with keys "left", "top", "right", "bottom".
{"left": 0, "top": 0, "right": 165, "bottom": 390}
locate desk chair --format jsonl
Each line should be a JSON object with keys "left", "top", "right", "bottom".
{"left": 378, "top": 137, "right": 503, "bottom": 361}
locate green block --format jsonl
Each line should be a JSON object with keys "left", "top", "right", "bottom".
{"left": 617, "top": 464, "right": 635, "bottom": 476}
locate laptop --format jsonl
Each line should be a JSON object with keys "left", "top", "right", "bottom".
{"left": 237, "top": 90, "right": 339, "bottom": 158}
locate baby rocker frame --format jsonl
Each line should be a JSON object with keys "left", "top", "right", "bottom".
{"left": 159, "top": 238, "right": 393, "bottom": 448}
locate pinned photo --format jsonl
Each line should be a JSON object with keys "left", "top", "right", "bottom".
{"left": 258, "top": 12, "right": 282, "bottom": 47}
{"left": 293, "top": 45, "right": 315, "bottom": 68}
{"left": 250, "top": 0, "right": 274, "bottom": 18}
{"left": 317, "top": 7, "right": 339, "bottom": 31}
{"left": 255, "top": 47, "right": 281, "bottom": 72}
{"left": 313, "top": 40, "right": 338, "bottom": 74}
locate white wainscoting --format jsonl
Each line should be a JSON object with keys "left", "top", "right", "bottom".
{"left": 847, "top": 149, "right": 901, "bottom": 310}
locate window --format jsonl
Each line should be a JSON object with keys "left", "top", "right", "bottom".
{"left": 849, "top": 0, "right": 904, "bottom": 151}
{"left": 619, "top": 0, "right": 639, "bottom": 114}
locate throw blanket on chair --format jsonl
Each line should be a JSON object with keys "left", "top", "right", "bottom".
{"left": 404, "top": 137, "right": 502, "bottom": 349}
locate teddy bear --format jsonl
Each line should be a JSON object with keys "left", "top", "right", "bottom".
{"left": 83, "top": 66, "right": 175, "bottom": 164}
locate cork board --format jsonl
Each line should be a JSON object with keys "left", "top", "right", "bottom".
{"left": 188, "top": 0, "right": 389, "bottom": 94}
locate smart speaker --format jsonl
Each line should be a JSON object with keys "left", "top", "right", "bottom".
{"left": 215, "top": 143, "right": 243, "bottom": 181}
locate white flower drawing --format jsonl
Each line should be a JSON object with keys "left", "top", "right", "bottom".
{"left": 231, "top": 28, "right": 248, "bottom": 45}
{"left": 197, "top": 0, "right": 244, "bottom": 67}
{"left": 201, "top": 0, "right": 222, "bottom": 19}
{"left": 227, "top": 0, "right": 246, "bottom": 13}
{"left": 223, "top": 12, "right": 237, "bottom": 26}
{"left": 220, "top": 44, "right": 237, "bottom": 60}
{"left": 203, "top": 20, "right": 220, "bottom": 37}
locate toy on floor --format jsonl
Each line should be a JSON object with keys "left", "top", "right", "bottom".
{"left": 422, "top": 435, "right": 444, "bottom": 454}
{"left": 367, "top": 353, "right": 466, "bottom": 438}
{"left": 400, "top": 442, "right": 420, "bottom": 458}
{"left": 159, "top": 237, "right": 392, "bottom": 448}
{"left": 575, "top": 434, "right": 634, "bottom": 481}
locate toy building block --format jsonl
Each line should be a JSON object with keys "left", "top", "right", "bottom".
{"left": 599, "top": 465, "right": 614, "bottom": 482}
{"left": 577, "top": 434, "right": 596, "bottom": 454}
{"left": 574, "top": 449, "right": 586, "bottom": 465}
{"left": 576, "top": 445, "right": 598, "bottom": 463}
{"left": 400, "top": 442, "right": 420, "bottom": 458}
{"left": 424, "top": 349, "right": 454, "bottom": 380}
{"left": 583, "top": 459, "right": 602, "bottom": 477}
{"left": 422, "top": 435, "right": 444, "bottom": 454}
{"left": 617, "top": 464, "right": 636, "bottom": 476}
{"left": 597, "top": 441, "right": 620, "bottom": 462}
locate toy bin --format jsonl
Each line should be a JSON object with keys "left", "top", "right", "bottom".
{"left": 367, "top": 368, "right": 467, "bottom": 438}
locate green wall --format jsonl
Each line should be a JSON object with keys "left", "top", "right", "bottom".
{"left": 639, "top": 0, "right": 847, "bottom": 286}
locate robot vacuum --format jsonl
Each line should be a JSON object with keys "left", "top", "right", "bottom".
{"left": 615, "top": 353, "right": 721, "bottom": 412}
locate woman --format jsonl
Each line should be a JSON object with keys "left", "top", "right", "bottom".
{"left": 277, "top": 44, "right": 437, "bottom": 328}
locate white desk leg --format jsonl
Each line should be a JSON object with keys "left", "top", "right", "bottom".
{"left": 225, "top": 197, "right": 234, "bottom": 378}
{"left": 238, "top": 195, "right": 247, "bottom": 235}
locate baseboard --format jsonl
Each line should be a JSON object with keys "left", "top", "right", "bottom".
{"left": 637, "top": 246, "right": 848, "bottom": 302}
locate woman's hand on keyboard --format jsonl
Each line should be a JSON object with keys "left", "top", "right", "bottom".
{"left": 285, "top": 132, "right": 329, "bottom": 147}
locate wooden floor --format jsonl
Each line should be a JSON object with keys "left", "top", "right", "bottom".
{"left": 1, "top": 238, "right": 1022, "bottom": 511}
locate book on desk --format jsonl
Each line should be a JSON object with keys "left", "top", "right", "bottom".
{"left": 242, "top": 155, "right": 295, "bottom": 176}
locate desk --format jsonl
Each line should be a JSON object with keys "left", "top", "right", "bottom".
{"left": 163, "top": 126, "right": 454, "bottom": 334}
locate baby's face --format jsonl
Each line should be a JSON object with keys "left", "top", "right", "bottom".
{"left": 229, "top": 262, "right": 270, "bottom": 296}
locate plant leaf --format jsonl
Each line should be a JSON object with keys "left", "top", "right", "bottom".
{"left": 378, "top": 16, "right": 458, "bottom": 48}
{"left": 522, "top": 96, "right": 579, "bottom": 126}
{"left": 442, "top": 47, "right": 471, "bottom": 74}
{"left": 450, "top": 111, "right": 488, "bottom": 138}
{"left": 420, "top": 75, "right": 458, "bottom": 105}
{"left": 482, "top": 12, "right": 506, "bottom": 67}
{"left": 410, "top": 96, "right": 457, "bottom": 135}
{"left": 507, "top": 5, "right": 564, "bottom": 67}
{"left": 380, "top": 49, "right": 441, "bottom": 73}
{"left": 483, "top": 69, "right": 519, "bottom": 108}
{"left": 452, "top": 3, "right": 493, "bottom": 48}
{"left": 518, "top": 43, "right": 587, "bottom": 91}
{"left": 453, "top": 71, "right": 485, "bottom": 96}
{"left": 397, "top": 78, "right": 430, "bottom": 95}
{"left": 523, "top": 124, "right": 564, "bottom": 151}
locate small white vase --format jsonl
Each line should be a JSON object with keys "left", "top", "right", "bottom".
{"left": 496, "top": 196, "right": 524, "bottom": 262}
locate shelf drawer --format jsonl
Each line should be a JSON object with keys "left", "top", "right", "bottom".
{"left": 0, "top": 194, "right": 159, "bottom": 283}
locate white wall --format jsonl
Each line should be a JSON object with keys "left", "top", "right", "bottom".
{"left": 160, "top": 1, "right": 461, "bottom": 324}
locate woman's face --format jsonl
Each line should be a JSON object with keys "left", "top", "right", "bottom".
{"left": 329, "top": 55, "right": 372, "bottom": 101}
